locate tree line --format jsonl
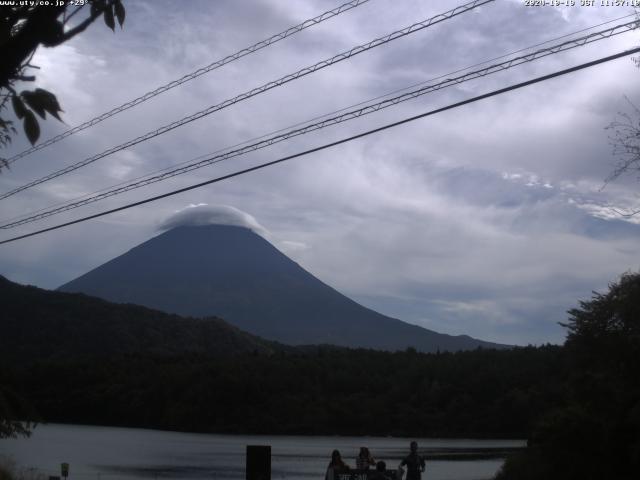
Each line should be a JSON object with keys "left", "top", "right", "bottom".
{"left": 496, "top": 272, "right": 640, "bottom": 480}
{"left": 3, "top": 345, "right": 564, "bottom": 439}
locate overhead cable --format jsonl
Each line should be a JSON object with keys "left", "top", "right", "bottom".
{"left": 1, "top": 10, "right": 633, "bottom": 230}
{"left": 0, "top": 0, "right": 494, "bottom": 201}
{"left": 1, "top": 46, "right": 638, "bottom": 246}
{"left": 1, "top": 19, "right": 635, "bottom": 229}
{"left": 4, "top": 0, "right": 372, "bottom": 166}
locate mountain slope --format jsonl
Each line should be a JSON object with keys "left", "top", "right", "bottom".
{"left": 0, "top": 275, "right": 279, "bottom": 361}
{"left": 59, "top": 225, "right": 506, "bottom": 352}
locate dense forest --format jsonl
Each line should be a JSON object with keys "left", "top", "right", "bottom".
{"left": 2, "top": 345, "right": 563, "bottom": 439}
{"left": 1, "top": 274, "right": 557, "bottom": 439}
{"left": 497, "top": 272, "right": 640, "bottom": 480}
{"left": 0, "top": 275, "right": 281, "bottom": 360}
{"left": 1, "top": 273, "right": 639, "bottom": 480}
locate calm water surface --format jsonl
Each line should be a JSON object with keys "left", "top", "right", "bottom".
{"left": 0, "top": 424, "right": 524, "bottom": 480}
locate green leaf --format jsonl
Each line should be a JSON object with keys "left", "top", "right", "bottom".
{"left": 23, "top": 110, "right": 40, "bottom": 145}
{"left": 104, "top": 5, "right": 115, "bottom": 31}
{"left": 11, "top": 95, "right": 27, "bottom": 119}
{"left": 114, "top": 0, "right": 125, "bottom": 28}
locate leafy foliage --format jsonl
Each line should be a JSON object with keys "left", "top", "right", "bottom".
{"left": 0, "top": 0, "right": 125, "bottom": 156}
{"left": 497, "top": 272, "right": 640, "bottom": 480}
{"left": 0, "top": 457, "right": 47, "bottom": 480}
{"left": 0, "top": 383, "right": 37, "bottom": 439}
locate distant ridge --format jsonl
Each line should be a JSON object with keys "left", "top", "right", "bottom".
{"left": 0, "top": 275, "right": 279, "bottom": 360}
{"left": 59, "top": 225, "right": 507, "bottom": 352}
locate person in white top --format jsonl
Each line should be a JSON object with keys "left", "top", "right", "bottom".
{"left": 356, "top": 447, "right": 376, "bottom": 470}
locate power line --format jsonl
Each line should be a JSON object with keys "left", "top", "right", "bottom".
{"left": 341, "top": 13, "right": 638, "bottom": 116}
{"left": 0, "top": 0, "right": 494, "bottom": 201}
{"left": 8, "top": 16, "right": 634, "bottom": 230}
{"left": 3, "top": 19, "right": 634, "bottom": 228}
{"left": 2, "top": 19, "right": 635, "bottom": 230}
{"left": 4, "top": 0, "right": 372, "bottom": 166}
{"left": 12, "top": 10, "right": 627, "bottom": 229}
{"left": 1, "top": 46, "right": 638, "bottom": 246}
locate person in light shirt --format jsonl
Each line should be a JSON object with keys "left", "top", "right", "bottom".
{"left": 356, "top": 447, "right": 376, "bottom": 470}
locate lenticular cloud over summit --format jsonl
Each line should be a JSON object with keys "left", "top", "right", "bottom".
{"left": 158, "top": 204, "right": 269, "bottom": 236}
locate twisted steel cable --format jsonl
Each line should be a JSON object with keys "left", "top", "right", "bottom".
{"left": 1, "top": 18, "right": 635, "bottom": 230}
{"left": 2, "top": 46, "right": 639, "bottom": 246}
{"left": 4, "top": 0, "right": 371, "bottom": 166}
{"left": 3, "top": 12, "right": 633, "bottom": 227}
{"left": 0, "top": 0, "right": 495, "bottom": 200}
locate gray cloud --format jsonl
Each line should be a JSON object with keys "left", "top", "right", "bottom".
{"left": 2, "top": 0, "right": 640, "bottom": 345}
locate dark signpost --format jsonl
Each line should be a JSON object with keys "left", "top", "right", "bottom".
{"left": 246, "top": 445, "right": 271, "bottom": 480}
{"left": 60, "top": 463, "right": 69, "bottom": 480}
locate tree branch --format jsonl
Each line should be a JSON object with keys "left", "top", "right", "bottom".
{"left": 0, "top": 6, "right": 65, "bottom": 88}
{"left": 63, "top": 5, "right": 85, "bottom": 26}
{"left": 52, "top": 3, "right": 110, "bottom": 46}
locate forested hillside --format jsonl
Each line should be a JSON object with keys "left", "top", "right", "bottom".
{"left": 1, "top": 273, "right": 564, "bottom": 439}
{"left": 3, "top": 346, "right": 563, "bottom": 438}
{"left": 0, "top": 275, "right": 279, "bottom": 359}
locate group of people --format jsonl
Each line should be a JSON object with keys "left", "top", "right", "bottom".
{"left": 326, "top": 441, "right": 426, "bottom": 480}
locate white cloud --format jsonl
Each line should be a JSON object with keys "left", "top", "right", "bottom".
{"left": 157, "top": 204, "right": 269, "bottom": 236}
{"left": 279, "top": 240, "right": 310, "bottom": 252}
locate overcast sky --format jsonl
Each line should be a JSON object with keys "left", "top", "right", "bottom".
{"left": 1, "top": 0, "right": 640, "bottom": 345}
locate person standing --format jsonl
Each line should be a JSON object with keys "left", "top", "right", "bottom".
{"left": 399, "top": 441, "right": 426, "bottom": 480}
{"left": 326, "top": 449, "right": 349, "bottom": 480}
{"left": 356, "top": 447, "right": 376, "bottom": 470}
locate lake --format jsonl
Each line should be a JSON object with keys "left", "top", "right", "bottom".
{"left": 0, "top": 424, "right": 524, "bottom": 480}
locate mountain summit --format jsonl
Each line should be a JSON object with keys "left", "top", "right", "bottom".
{"left": 59, "top": 224, "right": 505, "bottom": 352}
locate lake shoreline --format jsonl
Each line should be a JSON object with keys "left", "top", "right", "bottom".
{"left": 25, "top": 419, "right": 528, "bottom": 442}
{"left": 2, "top": 423, "right": 524, "bottom": 480}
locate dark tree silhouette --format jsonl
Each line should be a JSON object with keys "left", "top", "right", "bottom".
{"left": 564, "top": 271, "right": 640, "bottom": 343}
{"left": 606, "top": 99, "right": 640, "bottom": 217}
{"left": 0, "top": 387, "right": 36, "bottom": 438}
{"left": 497, "top": 272, "right": 640, "bottom": 480}
{"left": 603, "top": 9, "right": 640, "bottom": 216}
{"left": 0, "top": 1, "right": 126, "bottom": 435}
{"left": 0, "top": 0, "right": 125, "bottom": 161}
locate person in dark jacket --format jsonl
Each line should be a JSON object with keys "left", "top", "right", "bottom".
{"left": 369, "top": 461, "right": 393, "bottom": 480}
{"left": 399, "top": 441, "right": 425, "bottom": 480}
